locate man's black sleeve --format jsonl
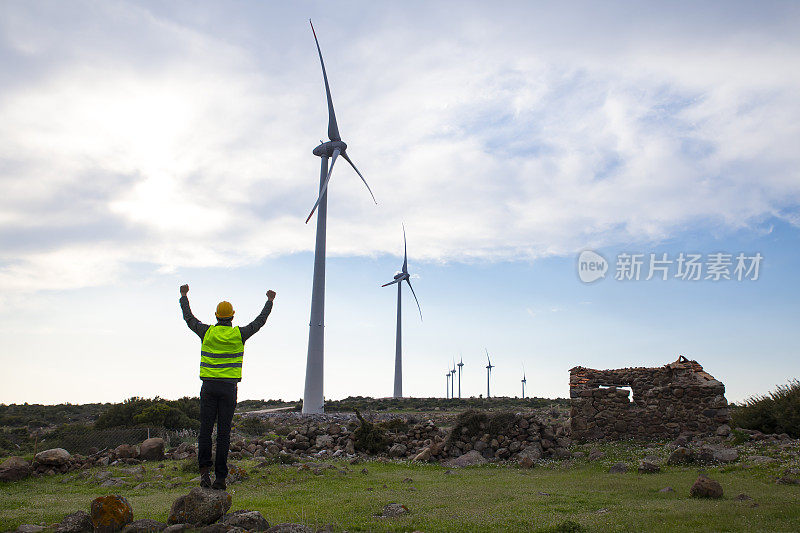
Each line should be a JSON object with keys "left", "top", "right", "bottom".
{"left": 239, "top": 300, "right": 273, "bottom": 343}
{"left": 180, "top": 295, "right": 210, "bottom": 340}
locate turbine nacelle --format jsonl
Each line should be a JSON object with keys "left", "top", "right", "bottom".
{"left": 313, "top": 140, "right": 348, "bottom": 158}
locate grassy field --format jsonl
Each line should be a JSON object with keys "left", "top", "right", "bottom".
{"left": 2, "top": 444, "right": 799, "bottom": 533}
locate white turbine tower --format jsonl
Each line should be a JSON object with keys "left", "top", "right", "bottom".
{"left": 485, "top": 349, "right": 495, "bottom": 398}
{"left": 445, "top": 368, "right": 451, "bottom": 399}
{"left": 382, "top": 226, "right": 422, "bottom": 398}
{"left": 303, "top": 21, "right": 377, "bottom": 414}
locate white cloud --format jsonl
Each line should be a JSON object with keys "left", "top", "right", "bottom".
{"left": 1, "top": 1, "right": 799, "bottom": 291}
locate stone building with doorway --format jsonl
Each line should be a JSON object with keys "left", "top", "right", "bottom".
{"left": 569, "top": 356, "right": 730, "bottom": 440}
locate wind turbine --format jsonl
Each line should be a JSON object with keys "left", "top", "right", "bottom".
{"left": 521, "top": 366, "right": 527, "bottom": 398}
{"left": 450, "top": 360, "right": 456, "bottom": 400}
{"left": 485, "top": 349, "right": 495, "bottom": 398}
{"left": 302, "top": 21, "right": 377, "bottom": 414}
{"left": 382, "top": 226, "right": 422, "bottom": 398}
{"left": 457, "top": 356, "right": 464, "bottom": 399}
{"left": 445, "top": 368, "right": 451, "bottom": 399}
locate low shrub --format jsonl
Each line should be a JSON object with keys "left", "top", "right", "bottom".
{"left": 353, "top": 409, "right": 389, "bottom": 454}
{"left": 731, "top": 379, "right": 800, "bottom": 437}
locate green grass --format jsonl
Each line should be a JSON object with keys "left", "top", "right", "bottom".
{"left": 2, "top": 453, "right": 799, "bottom": 532}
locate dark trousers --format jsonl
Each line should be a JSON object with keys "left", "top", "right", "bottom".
{"left": 198, "top": 380, "right": 237, "bottom": 480}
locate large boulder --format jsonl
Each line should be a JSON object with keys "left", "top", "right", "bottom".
{"left": 90, "top": 495, "right": 134, "bottom": 533}
{"left": 168, "top": 487, "right": 232, "bottom": 526}
{"left": 0, "top": 456, "right": 32, "bottom": 481}
{"left": 221, "top": 510, "right": 269, "bottom": 531}
{"left": 121, "top": 520, "right": 167, "bottom": 533}
{"left": 55, "top": 511, "right": 93, "bottom": 533}
{"left": 690, "top": 474, "right": 723, "bottom": 498}
{"left": 35, "top": 448, "right": 71, "bottom": 466}
{"left": 139, "top": 439, "right": 165, "bottom": 461}
{"left": 445, "top": 450, "right": 487, "bottom": 467}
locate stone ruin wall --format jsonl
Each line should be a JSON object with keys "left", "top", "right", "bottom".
{"left": 570, "top": 357, "right": 730, "bottom": 440}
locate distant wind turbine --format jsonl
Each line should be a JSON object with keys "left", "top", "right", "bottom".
{"left": 457, "top": 356, "right": 464, "bottom": 399}
{"left": 450, "top": 360, "right": 456, "bottom": 399}
{"left": 521, "top": 366, "right": 527, "bottom": 398}
{"left": 382, "top": 226, "right": 422, "bottom": 398}
{"left": 445, "top": 368, "right": 451, "bottom": 399}
{"left": 303, "top": 20, "right": 378, "bottom": 414}
{"left": 485, "top": 349, "right": 495, "bottom": 398}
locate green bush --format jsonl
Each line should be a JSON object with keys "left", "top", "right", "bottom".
{"left": 353, "top": 409, "right": 389, "bottom": 454}
{"left": 731, "top": 380, "right": 800, "bottom": 437}
{"left": 96, "top": 397, "right": 200, "bottom": 430}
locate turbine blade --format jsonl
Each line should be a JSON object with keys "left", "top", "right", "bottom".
{"left": 381, "top": 278, "right": 401, "bottom": 287}
{"left": 309, "top": 20, "right": 340, "bottom": 142}
{"left": 405, "top": 278, "right": 422, "bottom": 321}
{"left": 305, "top": 148, "right": 340, "bottom": 224}
{"left": 402, "top": 224, "right": 408, "bottom": 274}
{"left": 341, "top": 152, "right": 377, "bottom": 204}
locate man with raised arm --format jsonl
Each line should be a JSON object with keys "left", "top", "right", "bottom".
{"left": 179, "top": 284, "right": 276, "bottom": 490}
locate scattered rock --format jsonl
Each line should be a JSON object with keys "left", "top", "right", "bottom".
{"left": 139, "top": 439, "right": 166, "bottom": 461}
{"left": 716, "top": 424, "right": 731, "bottom": 437}
{"left": 667, "top": 447, "right": 693, "bottom": 465}
{"left": 380, "top": 503, "right": 409, "bottom": 518}
{"left": 162, "top": 525, "right": 191, "bottom": 533}
{"left": 91, "top": 495, "right": 134, "bottom": 533}
{"left": 199, "top": 524, "right": 244, "bottom": 533}
{"left": 588, "top": 450, "right": 605, "bottom": 461}
{"left": 121, "top": 519, "right": 168, "bottom": 533}
{"left": 265, "top": 525, "right": 314, "bottom": 533}
{"left": 735, "top": 493, "right": 753, "bottom": 501}
{"left": 221, "top": 510, "right": 269, "bottom": 531}
{"left": 518, "top": 456, "right": 534, "bottom": 469}
{"left": 0, "top": 456, "right": 32, "bottom": 481}
{"left": 56, "top": 511, "right": 94, "bottom": 533}
{"left": 659, "top": 487, "right": 675, "bottom": 493}
{"left": 690, "top": 474, "right": 723, "bottom": 498}
{"left": 445, "top": 450, "right": 487, "bottom": 468}
{"left": 315, "top": 435, "right": 334, "bottom": 449}
{"left": 388, "top": 444, "right": 407, "bottom": 458}
{"left": 114, "top": 444, "right": 138, "bottom": 459}
{"left": 168, "top": 487, "right": 232, "bottom": 526}
{"left": 16, "top": 525, "right": 45, "bottom": 533}
{"left": 609, "top": 463, "right": 628, "bottom": 474}
{"left": 101, "top": 478, "right": 127, "bottom": 488}
{"left": 638, "top": 460, "right": 661, "bottom": 474}
{"left": 699, "top": 445, "right": 738, "bottom": 463}
{"left": 747, "top": 456, "right": 777, "bottom": 465}
{"left": 776, "top": 476, "right": 800, "bottom": 485}
{"left": 35, "top": 448, "right": 71, "bottom": 466}
{"left": 412, "top": 447, "right": 431, "bottom": 462}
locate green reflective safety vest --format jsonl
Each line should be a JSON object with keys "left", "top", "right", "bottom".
{"left": 200, "top": 325, "right": 244, "bottom": 379}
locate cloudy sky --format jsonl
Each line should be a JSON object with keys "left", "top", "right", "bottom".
{"left": 1, "top": 0, "right": 798, "bottom": 405}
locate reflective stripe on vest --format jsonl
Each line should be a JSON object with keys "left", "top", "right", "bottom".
{"left": 200, "top": 325, "right": 244, "bottom": 379}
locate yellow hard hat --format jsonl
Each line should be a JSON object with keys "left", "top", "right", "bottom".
{"left": 215, "top": 301, "right": 235, "bottom": 319}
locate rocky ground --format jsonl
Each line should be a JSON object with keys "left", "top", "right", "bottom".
{"left": 2, "top": 410, "right": 799, "bottom": 532}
